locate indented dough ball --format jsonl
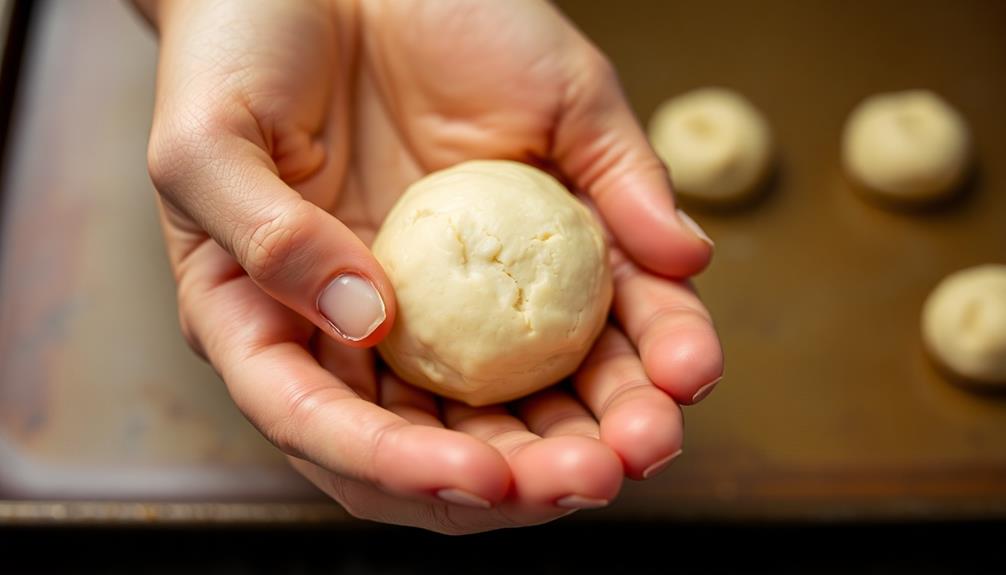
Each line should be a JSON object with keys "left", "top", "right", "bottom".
{"left": 648, "top": 87, "right": 774, "bottom": 204}
{"left": 922, "top": 265, "right": 1006, "bottom": 386}
{"left": 372, "top": 160, "right": 613, "bottom": 406}
{"left": 842, "top": 90, "right": 971, "bottom": 202}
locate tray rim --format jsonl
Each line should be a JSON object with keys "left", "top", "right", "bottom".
{"left": 2, "top": 497, "right": 1003, "bottom": 526}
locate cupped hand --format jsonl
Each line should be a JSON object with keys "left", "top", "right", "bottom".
{"left": 137, "top": 0, "right": 722, "bottom": 534}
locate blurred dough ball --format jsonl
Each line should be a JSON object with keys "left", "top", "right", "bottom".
{"left": 372, "top": 160, "right": 613, "bottom": 407}
{"left": 922, "top": 265, "right": 1006, "bottom": 386}
{"left": 842, "top": 90, "right": 971, "bottom": 202}
{"left": 648, "top": 87, "right": 774, "bottom": 205}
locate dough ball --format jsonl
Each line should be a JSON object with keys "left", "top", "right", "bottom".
{"left": 372, "top": 160, "right": 613, "bottom": 406}
{"left": 648, "top": 87, "right": 774, "bottom": 205}
{"left": 922, "top": 265, "right": 1006, "bottom": 386}
{"left": 842, "top": 90, "right": 971, "bottom": 202}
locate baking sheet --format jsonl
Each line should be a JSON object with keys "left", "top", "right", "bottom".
{"left": 1, "top": 0, "right": 1004, "bottom": 523}
{"left": 563, "top": 0, "right": 1006, "bottom": 519}
{"left": 0, "top": 0, "right": 324, "bottom": 509}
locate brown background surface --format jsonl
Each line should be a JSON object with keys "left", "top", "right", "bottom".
{"left": 0, "top": 0, "right": 1004, "bottom": 523}
{"left": 557, "top": 0, "right": 1006, "bottom": 519}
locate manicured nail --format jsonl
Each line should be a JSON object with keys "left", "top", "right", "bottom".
{"left": 677, "top": 209, "right": 714, "bottom": 248}
{"left": 556, "top": 495, "right": 609, "bottom": 510}
{"left": 642, "top": 449, "right": 683, "bottom": 479}
{"left": 692, "top": 376, "right": 722, "bottom": 403}
{"left": 318, "top": 273, "right": 386, "bottom": 341}
{"left": 436, "top": 488, "right": 492, "bottom": 509}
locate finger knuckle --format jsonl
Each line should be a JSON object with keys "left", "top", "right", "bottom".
{"left": 146, "top": 131, "right": 179, "bottom": 194}
{"left": 367, "top": 420, "right": 409, "bottom": 487}
{"left": 241, "top": 201, "right": 312, "bottom": 284}
{"left": 147, "top": 111, "right": 220, "bottom": 200}
{"left": 177, "top": 311, "right": 207, "bottom": 361}
{"left": 573, "top": 47, "right": 619, "bottom": 96}
{"left": 588, "top": 49, "right": 618, "bottom": 84}
{"left": 638, "top": 305, "right": 712, "bottom": 340}
{"left": 173, "top": 282, "right": 207, "bottom": 360}
{"left": 266, "top": 384, "right": 326, "bottom": 459}
{"left": 267, "top": 384, "right": 359, "bottom": 467}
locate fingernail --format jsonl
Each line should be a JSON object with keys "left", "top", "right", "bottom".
{"left": 436, "top": 488, "right": 492, "bottom": 509}
{"left": 692, "top": 376, "right": 722, "bottom": 403}
{"left": 677, "top": 209, "right": 714, "bottom": 248}
{"left": 318, "top": 273, "right": 386, "bottom": 341}
{"left": 556, "top": 495, "right": 609, "bottom": 510}
{"left": 642, "top": 449, "right": 683, "bottom": 479}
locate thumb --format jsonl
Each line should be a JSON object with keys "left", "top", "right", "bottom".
{"left": 553, "top": 49, "right": 714, "bottom": 278}
{"left": 148, "top": 108, "right": 395, "bottom": 347}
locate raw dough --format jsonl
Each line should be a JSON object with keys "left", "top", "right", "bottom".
{"left": 922, "top": 265, "right": 1006, "bottom": 385}
{"left": 648, "top": 87, "right": 774, "bottom": 205}
{"left": 842, "top": 90, "right": 971, "bottom": 202}
{"left": 372, "top": 160, "right": 613, "bottom": 406}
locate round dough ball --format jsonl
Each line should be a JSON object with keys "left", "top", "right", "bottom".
{"left": 842, "top": 90, "right": 971, "bottom": 202}
{"left": 922, "top": 265, "right": 1006, "bottom": 386}
{"left": 648, "top": 87, "right": 774, "bottom": 205}
{"left": 372, "top": 160, "right": 613, "bottom": 406}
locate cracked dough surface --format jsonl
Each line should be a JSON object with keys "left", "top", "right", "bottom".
{"left": 922, "top": 265, "right": 1006, "bottom": 385}
{"left": 842, "top": 90, "right": 971, "bottom": 202}
{"left": 372, "top": 160, "right": 613, "bottom": 406}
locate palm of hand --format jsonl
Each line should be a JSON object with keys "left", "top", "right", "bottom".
{"left": 256, "top": 2, "right": 624, "bottom": 529}
{"left": 304, "top": 1, "right": 570, "bottom": 237}
{"left": 300, "top": 1, "right": 583, "bottom": 382}
{"left": 157, "top": 0, "right": 721, "bottom": 533}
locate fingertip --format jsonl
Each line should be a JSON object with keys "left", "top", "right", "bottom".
{"left": 651, "top": 207, "right": 715, "bottom": 275}
{"left": 598, "top": 392, "right": 683, "bottom": 480}
{"left": 597, "top": 175, "right": 714, "bottom": 278}
{"left": 675, "top": 209, "right": 715, "bottom": 250}
{"left": 642, "top": 322, "right": 724, "bottom": 405}
{"left": 316, "top": 270, "right": 397, "bottom": 349}
{"left": 509, "top": 436, "right": 623, "bottom": 507}
{"left": 373, "top": 426, "right": 511, "bottom": 506}
{"left": 349, "top": 252, "right": 398, "bottom": 348}
{"left": 670, "top": 208, "right": 715, "bottom": 272}
{"left": 627, "top": 219, "right": 714, "bottom": 278}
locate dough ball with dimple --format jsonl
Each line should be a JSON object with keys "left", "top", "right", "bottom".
{"left": 372, "top": 160, "right": 613, "bottom": 407}
{"left": 648, "top": 87, "right": 774, "bottom": 205}
{"left": 922, "top": 265, "right": 1006, "bottom": 386}
{"left": 842, "top": 90, "right": 971, "bottom": 202}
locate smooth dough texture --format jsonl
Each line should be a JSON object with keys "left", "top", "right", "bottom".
{"left": 648, "top": 87, "right": 774, "bottom": 204}
{"left": 842, "top": 90, "right": 971, "bottom": 202}
{"left": 372, "top": 160, "right": 613, "bottom": 406}
{"left": 922, "top": 265, "right": 1006, "bottom": 386}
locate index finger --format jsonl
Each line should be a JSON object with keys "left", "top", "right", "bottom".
{"left": 182, "top": 241, "right": 510, "bottom": 508}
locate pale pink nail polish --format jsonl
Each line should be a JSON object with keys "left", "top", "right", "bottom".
{"left": 317, "top": 273, "right": 386, "bottom": 341}
{"left": 555, "top": 495, "right": 609, "bottom": 509}
{"left": 677, "top": 209, "right": 714, "bottom": 247}
{"left": 692, "top": 376, "right": 722, "bottom": 403}
{"left": 642, "top": 449, "right": 683, "bottom": 479}
{"left": 437, "top": 488, "right": 492, "bottom": 509}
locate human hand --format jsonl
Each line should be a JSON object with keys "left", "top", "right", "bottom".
{"left": 138, "top": 0, "right": 722, "bottom": 534}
